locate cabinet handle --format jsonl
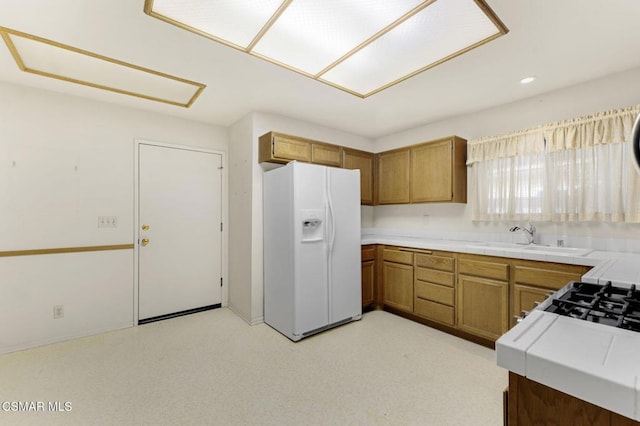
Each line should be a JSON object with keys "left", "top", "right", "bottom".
{"left": 399, "top": 248, "right": 433, "bottom": 255}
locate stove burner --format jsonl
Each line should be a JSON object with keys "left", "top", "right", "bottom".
{"left": 545, "top": 282, "right": 640, "bottom": 332}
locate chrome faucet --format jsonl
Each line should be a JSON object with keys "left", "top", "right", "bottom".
{"left": 509, "top": 221, "right": 536, "bottom": 244}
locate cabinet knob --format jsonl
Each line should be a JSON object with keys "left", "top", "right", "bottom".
{"left": 141, "top": 238, "right": 149, "bottom": 246}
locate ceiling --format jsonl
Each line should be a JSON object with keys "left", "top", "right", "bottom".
{"left": 0, "top": 0, "right": 639, "bottom": 139}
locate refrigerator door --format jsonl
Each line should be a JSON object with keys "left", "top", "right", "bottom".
{"left": 327, "top": 167, "right": 362, "bottom": 324}
{"left": 292, "top": 163, "right": 330, "bottom": 336}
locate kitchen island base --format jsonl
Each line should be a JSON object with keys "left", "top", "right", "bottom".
{"left": 506, "top": 372, "right": 639, "bottom": 426}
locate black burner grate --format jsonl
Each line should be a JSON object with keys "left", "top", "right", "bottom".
{"left": 545, "top": 282, "right": 640, "bottom": 332}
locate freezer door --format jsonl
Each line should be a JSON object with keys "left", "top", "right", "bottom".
{"left": 327, "top": 167, "right": 362, "bottom": 323}
{"left": 292, "top": 163, "right": 330, "bottom": 336}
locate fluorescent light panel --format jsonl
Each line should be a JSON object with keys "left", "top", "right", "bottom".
{"left": 145, "top": 0, "right": 508, "bottom": 98}
{"left": 0, "top": 27, "right": 205, "bottom": 107}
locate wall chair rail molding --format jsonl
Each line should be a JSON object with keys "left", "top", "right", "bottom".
{"left": 0, "top": 244, "right": 134, "bottom": 258}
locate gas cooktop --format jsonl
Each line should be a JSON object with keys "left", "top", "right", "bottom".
{"left": 544, "top": 281, "right": 640, "bottom": 332}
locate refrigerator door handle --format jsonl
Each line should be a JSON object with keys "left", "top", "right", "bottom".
{"left": 326, "top": 170, "right": 336, "bottom": 321}
{"left": 327, "top": 172, "right": 337, "bottom": 253}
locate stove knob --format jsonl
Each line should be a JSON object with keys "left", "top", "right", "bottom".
{"left": 521, "top": 310, "right": 530, "bottom": 318}
{"left": 513, "top": 315, "right": 523, "bottom": 324}
{"left": 533, "top": 301, "right": 541, "bottom": 307}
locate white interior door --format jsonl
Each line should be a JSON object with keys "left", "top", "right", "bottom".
{"left": 138, "top": 143, "right": 222, "bottom": 321}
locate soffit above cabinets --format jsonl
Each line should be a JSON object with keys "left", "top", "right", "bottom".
{"left": 144, "top": 0, "right": 508, "bottom": 98}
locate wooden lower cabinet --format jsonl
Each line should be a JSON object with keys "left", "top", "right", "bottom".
{"left": 375, "top": 246, "right": 593, "bottom": 345}
{"left": 457, "top": 274, "right": 509, "bottom": 341}
{"left": 383, "top": 261, "right": 414, "bottom": 313}
{"left": 361, "top": 245, "right": 376, "bottom": 308}
{"left": 512, "top": 284, "right": 552, "bottom": 324}
{"left": 382, "top": 248, "right": 414, "bottom": 313}
{"left": 511, "top": 259, "right": 590, "bottom": 327}
{"left": 414, "top": 251, "right": 456, "bottom": 326}
{"left": 507, "top": 372, "right": 640, "bottom": 426}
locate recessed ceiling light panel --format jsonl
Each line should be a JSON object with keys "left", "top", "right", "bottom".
{"left": 320, "top": 0, "right": 502, "bottom": 96}
{"left": 149, "top": 0, "right": 285, "bottom": 49}
{"left": 251, "top": 0, "right": 424, "bottom": 76}
{"left": 0, "top": 27, "right": 206, "bottom": 108}
{"left": 145, "top": 0, "right": 508, "bottom": 98}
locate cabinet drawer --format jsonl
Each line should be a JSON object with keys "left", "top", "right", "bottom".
{"left": 414, "top": 298, "right": 455, "bottom": 326}
{"left": 383, "top": 249, "right": 413, "bottom": 265}
{"left": 415, "top": 281, "right": 454, "bottom": 306}
{"left": 514, "top": 266, "right": 584, "bottom": 290}
{"left": 361, "top": 246, "right": 375, "bottom": 262}
{"left": 415, "top": 253, "right": 454, "bottom": 272}
{"left": 415, "top": 268, "right": 454, "bottom": 287}
{"left": 458, "top": 258, "right": 509, "bottom": 281}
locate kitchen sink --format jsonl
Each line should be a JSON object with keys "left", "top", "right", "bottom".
{"left": 521, "top": 245, "right": 593, "bottom": 256}
{"left": 465, "top": 242, "right": 592, "bottom": 257}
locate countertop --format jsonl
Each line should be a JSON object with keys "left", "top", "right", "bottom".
{"left": 361, "top": 233, "right": 640, "bottom": 285}
{"left": 362, "top": 232, "right": 640, "bottom": 421}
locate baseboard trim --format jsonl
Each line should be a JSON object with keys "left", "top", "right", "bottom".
{"left": 138, "top": 304, "right": 221, "bottom": 325}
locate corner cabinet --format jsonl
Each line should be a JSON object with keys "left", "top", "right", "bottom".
{"left": 343, "top": 148, "right": 374, "bottom": 205}
{"left": 376, "top": 149, "right": 411, "bottom": 204}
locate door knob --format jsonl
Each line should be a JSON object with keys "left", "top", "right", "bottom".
{"left": 141, "top": 238, "right": 149, "bottom": 246}
{"left": 142, "top": 224, "right": 150, "bottom": 231}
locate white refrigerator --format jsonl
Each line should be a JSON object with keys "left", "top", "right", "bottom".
{"left": 263, "top": 161, "right": 362, "bottom": 341}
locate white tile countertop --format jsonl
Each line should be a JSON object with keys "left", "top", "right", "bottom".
{"left": 362, "top": 229, "right": 640, "bottom": 421}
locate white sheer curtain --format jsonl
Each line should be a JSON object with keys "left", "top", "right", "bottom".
{"left": 468, "top": 105, "right": 640, "bottom": 223}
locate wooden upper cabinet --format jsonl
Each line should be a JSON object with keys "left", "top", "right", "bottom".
{"left": 259, "top": 132, "right": 312, "bottom": 164}
{"left": 258, "top": 131, "right": 342, "bottom": 167}
{"left": 376, "top": 148, "right": 410, "bottom": 204}
{"left": 410, "top": 136, "right": 467, "bottom": 203}
{"left": 311, "top": 143, "right": 342, "bottom": 167}
{"left": 343, "top": 148, "right": 374, "bottom": 205}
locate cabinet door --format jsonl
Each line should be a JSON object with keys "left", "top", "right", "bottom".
{"left": 312, "top": 143, "right": 342, "bottom": 167}
{"left": 343, "top": 148, "right": 374, "bottom": 205}
{"left": 457, "top": 274, "right": 509, "bottom": 341}
{"left": 362, "top": 260, "right": 375, "bottom": 307}
{"left": 383, "top": 261, "right": 413, "bottom": 313}
{"left": 272, "top": 135, "right": 312, "bottom": 162}
{"left": 512, "top": 284, "right": 552, "bottom": 327}
{"left": 411, "top": 140, "right": 452, "bottom": 202}
{"left": 377, "top": 149, "right": 410, "bottom": 204}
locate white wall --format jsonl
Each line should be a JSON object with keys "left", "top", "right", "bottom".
{"left": 372, "top": 66, "right": 640, "bottom": 243}
{"left": 228, "top": 113, "right": 254, "bottom": 323}
{"left": 0, "top": 82, "right": 228, "bottom": 354}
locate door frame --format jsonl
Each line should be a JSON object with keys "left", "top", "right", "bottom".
{"left": 133, "top": 139, "right": 228, "bottom": 325}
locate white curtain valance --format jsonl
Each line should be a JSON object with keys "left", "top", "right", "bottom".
{"left": 466, "top": 128, "right": 544, "bottom": 165}
{"left": 543, "top": 104, "right": 640, "bottom": 152}
{"left": 466, "top": 104, "right": 640, "bottom": 165}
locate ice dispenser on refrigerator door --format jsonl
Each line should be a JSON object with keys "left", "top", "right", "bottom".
{"left": 300, "top": 210, "right": 324, "bottom": 242}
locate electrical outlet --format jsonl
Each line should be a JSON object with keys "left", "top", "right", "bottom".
{"left": 53, "top": 305, "right": 64, "bottom": 319}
